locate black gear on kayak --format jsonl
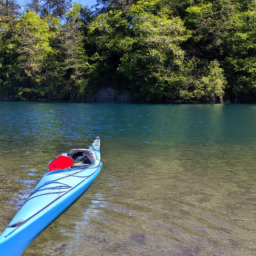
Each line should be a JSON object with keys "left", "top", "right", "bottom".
{"left": 68, "top": 149, "right": 96, "bottom": 165}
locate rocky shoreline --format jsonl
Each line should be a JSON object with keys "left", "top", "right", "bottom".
{"left": 0, "top": 87, "right": 224, "bottom": 103}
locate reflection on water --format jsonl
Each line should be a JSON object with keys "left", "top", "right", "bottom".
{"left": 0, "top": 102, "right": 256, "bottom": 255}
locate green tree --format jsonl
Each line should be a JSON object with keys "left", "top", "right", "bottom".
{"left": 26, "top": 0, "right": 42, "bottom": 14}
{"left": 0, "top": 0, "right": 20, "bottom": 25}
{"left": 224, "top": 6, "right": 256, "bottom": 102}
{"left": 57, "top": 3, "right": 89, "bottom": 100}
{"left": 96, "top": 0, "right": 138, "bottom": 12}
{"left": 186, "top": 60, "right": 226, "bottom": 102}
{"left": 15, "top": 11, "right": 54, "bottom": 99}
{"left": 88, "top": 0, "right": 191, "bottom": 102}
{"left": 0, "top": 0, "right": 20, "bottom": 99}
{"left": 42, "top": 0, "right": 72, "bottom": 18}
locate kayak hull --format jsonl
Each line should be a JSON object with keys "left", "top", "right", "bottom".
{"left": 0, "top": 137, "right": 102, "bottom": 256}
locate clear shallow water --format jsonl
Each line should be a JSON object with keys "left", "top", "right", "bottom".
{"left": 0, "top": 102, "right": 256, "bottom": 255}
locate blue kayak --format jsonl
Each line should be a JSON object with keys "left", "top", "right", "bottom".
{"left": 0, "top": 137, "right": 102, "bottom": 256}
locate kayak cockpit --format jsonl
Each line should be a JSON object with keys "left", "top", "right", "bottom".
{"left": 68, "top": 149, "right": 96, "bottom": 167}
{"left": 48, "top": 137, "right": 100, "bottom": 172}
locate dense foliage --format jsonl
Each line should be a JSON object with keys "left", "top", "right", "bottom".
{"left": 0, "top": 0, "right": 256, "bottom": 102}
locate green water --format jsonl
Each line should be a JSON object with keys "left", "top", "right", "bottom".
{"left": 0, "top": 102, "right": 256, "bottom": 255}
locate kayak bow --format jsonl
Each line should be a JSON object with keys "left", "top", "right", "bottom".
{"left": 0, "top": 137, "right": 102, "bottom": 256}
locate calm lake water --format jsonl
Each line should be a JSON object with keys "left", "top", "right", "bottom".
{"left": 0, "top": 102, "right": 256, "bottom": 256}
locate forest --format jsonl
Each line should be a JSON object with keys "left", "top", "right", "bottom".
{"left": 0, "top": 0, "right": 256, "bottom": 103}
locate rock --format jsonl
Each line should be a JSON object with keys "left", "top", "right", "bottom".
{"left": 87, "top": 87, "right": 132, "bottom": 102}
{"left": 116, "top": 91, "right": 132, "bottom": 102}
{"left": 87, "top": 87, "right": 115, "bottom": 102}
{"left": 96, "top": 87, "right": 115, "bottom": 102}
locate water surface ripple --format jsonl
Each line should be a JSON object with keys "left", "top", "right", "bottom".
{"left": 0, "top": 102, "right": 256, "bottom": 255}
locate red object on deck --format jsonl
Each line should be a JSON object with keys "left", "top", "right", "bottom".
{"left": 48, "top": 156, "right": 73, "bottom": 172}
